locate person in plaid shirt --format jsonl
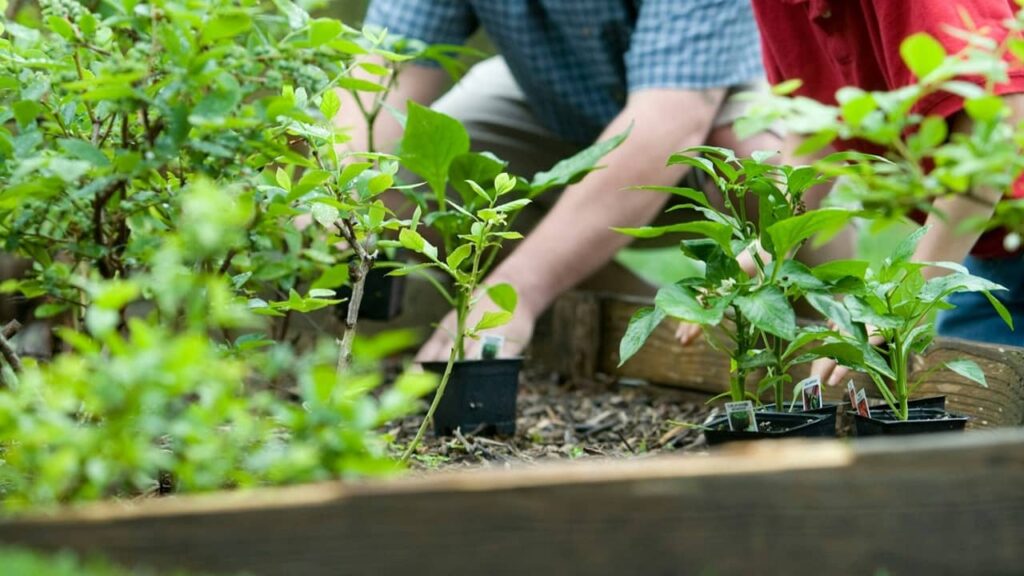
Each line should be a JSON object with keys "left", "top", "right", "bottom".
{"left": 338, "top": 0, "right": 786, "bottom": 361}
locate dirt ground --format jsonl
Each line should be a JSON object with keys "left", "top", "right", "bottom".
{"left": 389, "top": 372, "right": 716, "bottom": 471}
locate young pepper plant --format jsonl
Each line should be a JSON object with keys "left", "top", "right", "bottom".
{"left": 616, "top": 147, "right": 852, "bottom": 409}
{"left": 798, "top": 227, "right": 1010, "bottom": 420}
{"left": 392, "top": 173, "right": 527, "bottom": 462}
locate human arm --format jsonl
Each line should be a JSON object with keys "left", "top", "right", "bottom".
{"left": 415, "top": 87, "right": 727, "bottom": 361}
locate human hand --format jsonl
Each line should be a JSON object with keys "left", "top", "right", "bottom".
{"left": 810, "top": 321, "right": 885, "bottom": 386}
{"left": 414, "top": 291, "right": 536, "bottom": 363}
{"left": 674, "top": 322, "right": 703, "bottom": 347}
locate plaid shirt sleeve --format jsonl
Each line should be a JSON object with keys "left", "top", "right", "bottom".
{"left": 363, "top": 0, "right": 479, "bottom": 46}
{"left": 626, "top": 0, "right": 764, "bottom": 92}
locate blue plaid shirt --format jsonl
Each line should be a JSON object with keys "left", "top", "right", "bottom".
{"left": 364, "top": 0, "right": 764, "bottom": 144}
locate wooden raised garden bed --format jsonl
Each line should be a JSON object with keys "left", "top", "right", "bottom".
{"left": 2, "top": 291, "right": 1023, "bottom": 575}
{"left": 0, "top": 430, "right": 1023, "bottom": 575}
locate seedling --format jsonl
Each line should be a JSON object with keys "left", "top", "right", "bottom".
{"left": 391, "top": 104, "right": 627, "bottom": 455}
{"left": 394, "top": 173, "right": 529, "bottom": 460}
{"left": 616, "top": 147, "right": 851, "bottom": 411}
{"left": 801, "top": 227, "right": 1011, "bottom": 420}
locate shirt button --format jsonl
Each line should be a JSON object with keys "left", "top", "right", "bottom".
{"left": 820, "top": 9, "right": 831, "bottom": 18}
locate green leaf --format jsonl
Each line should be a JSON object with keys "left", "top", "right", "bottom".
{"left": 900, "top": 32, "right": 947, "bottom": 79}
{"left": 12, "top": 100, "right": 44, "bottom": 127}
{"left": 400, "top": 103, "right": 470, "bottom": 200}
{"left": 474, "top": 311, "right": 512, "bottom": 331}
{"left": 613, "top": 221, "right": 734, "bottom": 255}
{"left": 445, "top": 243, "right": 472, "bottom": 270}
{"left": 336, "top": 77, "right": 386, "bottom": 93}
{"left": 398, "top": 228, "right": 437, "bottom": 260}
{"left": 319, "top": 89, "right": 341, "bottom": 120}
{"left": 618, "top": 306, "right": 666, "bottom": 366}
{"left": 838, "top": 88, "right": 877, "bottom": 127}
{"left": 311, "top": 203, "right": 338, "bottom": 228}
{"left": 772, "top": 260, "right": 827, "bottom": 291}
{"left": 794, "top": 130, "right": 838, "bottom": 156}
{"left": 771, "top": 79, "right": 803, "bottom": 95}
{"left": 765, "top": 208, "right": 850, "bottom": 261}
{"left": 806, "top": 292, "right": 862, "bottom": 339}
{"left": 811, "top": 259, "right": 870, "bottom": 282}
{"left": 735, "top": 286, "right": 796, "bottom": 340}
{"left": 308, "top": 18, "right": 343, "bottom": 46}
{"left": 914, "top": 115, "right": 949, "bottom": 150}
{"left": 964, "top": 95, "right": 1005, "bottom": 122}
{"left": 919, "top": 272, "right": 1006, "bottom": 303}
{"left": 492, "top": 198, "right": 530, "bottom": 213}
{"left": 844, "top": 296, "right": 902, "bottom": 329}
{"left": 945, "top": 359, "right": 987, "bottom": 388}
{"left": 529, "top": 127, "right": 629, "bottom": 196}
{"left": 487, "top": 283, "right": 517, "bottom": 313}
{"left": 984, "top": 291, "right": 1014, "bottom": 330}
{"left": 46, "top": 15, "right": 76, "bottom": 40}
{"left": 655, "top": 284, "right": 730, "bottom": 325}
{"left": 272, "top": 0, "right": 309, "bottom": 29}
{"left": 202, "top": 13, "right": 252, "bottom": 42}
{"left": 887, "top": 231, "right": 931, "bottom": 267}
{"left": 59, "top": 139, "right": 109, "bottom": 167}
{"left": 627, "top": 185, "right": 710, "bottom": 208}
{"left": 339, "top": 162, "right": 372, "bottom": 188}
{"left": 449, "top": 152, "right": 507, "bottom": 206}
{"left": 312, "top": 264, "right": 348, "bottom": 290}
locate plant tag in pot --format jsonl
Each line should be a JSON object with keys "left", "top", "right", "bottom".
{"left": 854, "top": 389, "right": 871, "bottom": 418}
{"left": 847, "top": 381, "right": 858, "bottom": 410}
{"left": 725, "top": 401, "right": 758, "bottom": 432}
{"left": 481, "top": 334, "right": 505, "bottom": 360}
{"left": 800, "top": 376, "right": 823, "bottom": 410}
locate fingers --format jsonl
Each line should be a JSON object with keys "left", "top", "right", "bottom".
{"left": 674, "top": 322, "right": 702, "bottom": 346}
{"left": 811, "top": 356, "right": 852, "bottom": 387}
{"left": 413, "top": 331, "right": 450, "bottom": 363}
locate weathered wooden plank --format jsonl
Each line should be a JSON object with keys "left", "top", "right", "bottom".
{"left": 550, "top": 290, "right": 601, "bottom": 383}
{"left": 583, "top": 292, "right": 1024, "bottom": 427}
{"left": 1, "top": 431, "right": 1023, "bottom": 576}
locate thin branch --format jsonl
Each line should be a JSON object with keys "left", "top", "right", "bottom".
{"left": 0, "top": 320, "right": 24, "bottom": 377}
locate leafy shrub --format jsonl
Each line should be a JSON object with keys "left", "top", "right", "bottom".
{"left": 0, "top": 145, "right": 435, "bottom": 511}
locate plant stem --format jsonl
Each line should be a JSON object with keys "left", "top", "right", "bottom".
{"left": 335, "top": 219, "right": 376, "bottom": 375}
{"left": 730, "top": 310, "right": 749, "bottom": 402}
{"left": 337, "top": 256, "right": 370, "bottom": 375}
{"left": 893, "top": 335, "right": 909, "bottom": 420}
{"left": 0, "top": 321, "right": 23, "bottom": 378}
{"left": 400, "top": 329, "right": 463, "bottom": 463}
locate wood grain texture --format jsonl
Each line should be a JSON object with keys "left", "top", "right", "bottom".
{"left": 581, "top": 292, "right": 1024, "bottom": 427}
{"left": 1, "top": 431, "right": 1023, "bottom": 576}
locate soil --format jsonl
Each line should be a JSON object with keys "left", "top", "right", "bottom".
{"left": 388, "top": 372, "right": 716, "bottom": 471}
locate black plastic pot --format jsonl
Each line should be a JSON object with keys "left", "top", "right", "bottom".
{"left": 336, "top": 262, "right": 406, "bottom": 321}
{"left": 704, "top": 412, "right": 836, "bottom": 446}
{"left": 421, "top": 358, "right": 522, "bottom": 436}
{"left": 758, "top": 402, "right": 839, "bottom": 435}
{"left": 903, "top": 396, "right": 947, "bottom": 411}
{"left": 759, "top": 402, "right": 838, "bottom": 417}
{"left": 853, "top": 406, "right": 968, "bottom": 436}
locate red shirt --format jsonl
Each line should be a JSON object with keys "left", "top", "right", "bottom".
{"left": 752, "top": 0, "right": 1024, "bottom": 258}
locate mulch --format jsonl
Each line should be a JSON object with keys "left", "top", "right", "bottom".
{"left": 388, "top": 372, "right": 717, "bottom": 471}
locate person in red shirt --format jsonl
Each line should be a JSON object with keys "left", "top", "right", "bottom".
{"left": 757, "top": 0, "right": 1024, "bottom": 379}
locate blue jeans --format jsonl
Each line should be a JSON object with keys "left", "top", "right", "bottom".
{"left": 936, "top": 255, "right": 1024, "bottom": 346}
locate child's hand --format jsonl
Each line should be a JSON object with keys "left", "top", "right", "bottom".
{"left": 674, "top": 322, "right": 703, "bottom": 346}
